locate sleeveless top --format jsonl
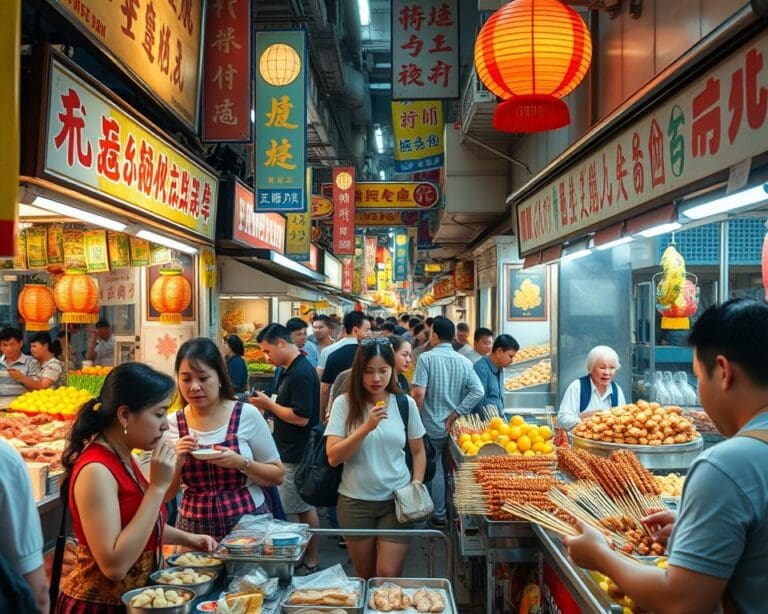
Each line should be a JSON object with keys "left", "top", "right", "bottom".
{"left": 59, "top": 442, "right": 166, "bottom": 606}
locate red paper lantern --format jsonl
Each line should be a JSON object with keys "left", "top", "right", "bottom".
{"left": 474, "top": 0, "right": 592, "bottom": 132}
{"left": 18, "top": 284, "right": 56, "bottom": 331}
{"left": 54, "top": 270, "right": 99, "bottom": 324}
{"left": 150, "top": 268, "right": 192, "bottom": 324}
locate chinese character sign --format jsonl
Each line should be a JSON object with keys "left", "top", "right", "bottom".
{"left": 232, "top": 180, "right": 286, "bottom": 252}
{"left": 254, "top": 30, "right": 306, "bottom": 213}
{"left": 392, "top": 100, "right": 445, "bottom": 172}
{"left": 285, "top": 167, "right": 312, "bottom": 260}
{"left": 203, "top": 0, "right": 251, "bottom": 141}
{"left": 320, "top": 181, "right": 440, "bottom": 209}
{"left": 364, "top": 235, "right": 378, "bottom": 290}
{"left": 353, "top": 233, "right": 364, "bottom": 293}
{"left": 393, "top": 230, "right": 409, "bottom": 281}
{"left": 51, "top": 0, "right": 203, "bottom": 129}
{"left": 342, "top": 257, "right": 354, "bottom": 293}
{"left": 515, "top": 30, "right": 768, "bottom": 255}
{"left": 332, "top": 167, "right": 356, "bottom": 255}
{"left": 392, "top": 0, "right": 459, "bottom": 100}
{"left": 45, "top": 58, "right": 218, "bottom": 241}
{"left": 0, "top": 0, "right": 18, "bottom": 258}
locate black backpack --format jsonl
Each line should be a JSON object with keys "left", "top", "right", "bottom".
{"left": 0, "top": 551, "right": 39, "bottom": 613}
{"left": 395, "top": 393, "right": 438, "bottom": 484}
{"left": 294, "top": 423, "right": 342, "bottom": 507}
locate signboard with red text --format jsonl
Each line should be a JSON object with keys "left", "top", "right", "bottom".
{"left": 321, "top": 181, "right": 440, "bottom": 209}
{"left": 332, "top": 167, "right": 356, "bottom": 255}
{"left": 232, "top": 181, "right": 285, "bottom": 253}
{"left": 515, "top": 29, "right": 768, "bottom": 256}
{"left": 49, "top": 0, "right": 203, "bottom": 129}
{"left": 391, "top": 0, "right": 459, "bottom": 100}
{"left": 202, "top": 0, "right": 251, "bottom": 141}
{"left": 43, "top": 56, "right": 218, "bottom": 241}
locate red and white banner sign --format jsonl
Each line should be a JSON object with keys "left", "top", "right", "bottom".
{"left": 342, "top": 257, "right": 354, "bottom": 293}
{"left": 332, "top": 167, "right": 356, "bottom": 255}
{"left": 392, "top": 0, "right": 459, "bottom": 100}
{"left": 202, "top": 0, "right": 251, "bottom": 141}
{"left": 232, "top": 181, "right": 286, "bottom": 253}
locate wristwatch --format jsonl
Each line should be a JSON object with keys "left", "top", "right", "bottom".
{"left": 240, "top": 458, "right": 251, "bottom": 474}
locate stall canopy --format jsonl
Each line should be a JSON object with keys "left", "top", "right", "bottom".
{"left": 224, "top": 249, "right": 326, "bottom": 285}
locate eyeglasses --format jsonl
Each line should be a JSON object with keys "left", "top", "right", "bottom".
{"left": 360, "top": 337, "right": 390, "bottom": 347}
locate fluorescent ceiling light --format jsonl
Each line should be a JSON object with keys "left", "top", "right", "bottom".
{"left": 357, "top": 0, "right": 370, "bottom": 26}
{"left": 635, "top": 222, "right": 682, "bottom": 238}
{"left": 374, "top": 126, "right": 384, "bottom": 154}
{"left": 562, "top": 248, "right": 592, "bottom": 261}
{"left": 379, "top": 170, "right": 386, "bottom": 180}
{"left": 32, "top": 196, "right": 127, "bottom": 232}
{"left": 596, "top": 236, "right": 633, "bottom": 251}
{"left": 374, "top": 62, "right": 392, "bottom": 69}
{"left": 682, "top": 184, "right": 768, "bottom": 220}
{"left": 369, "top": 83, "right": 392, "bottom": 90}
{"left": 136, "top": 229, "right": 198, "bottom": 254}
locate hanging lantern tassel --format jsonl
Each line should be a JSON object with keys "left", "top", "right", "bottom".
{"left": 18, "top": 283, "right": 56, "bottom": 331}
{"left": 762, "top": 223, "right": 768, "bottom": 300}
{"left": 474, "top": 0, "right": 592, "bottom": 133}
{"left": 150, "top": 268, "right": 192, "bottom": 325}
{"left": 54, "top": 270, "right": 99, "bottom": 324}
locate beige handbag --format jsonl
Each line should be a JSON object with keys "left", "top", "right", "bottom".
{"left": 393, "top": 481, "right": 434, "bottom": 523}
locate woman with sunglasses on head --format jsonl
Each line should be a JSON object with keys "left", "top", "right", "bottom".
{"left": 389, "top": 335, "right": 413, "bottom": 393}
{"left": 325, "top": 338, "right": 427, "bottom": 579}
{"left": 166, "top": 338, "right": 284, "bottom": 541}
{"left": 55, "top": 363, "right": 216, "bottom": 613}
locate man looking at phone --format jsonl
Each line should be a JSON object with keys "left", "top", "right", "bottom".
{"left": 85, "top": 319, "right": 114, "bottom": 367}
{"left": 0, "top": 327, "right": 40, "bottom": 409}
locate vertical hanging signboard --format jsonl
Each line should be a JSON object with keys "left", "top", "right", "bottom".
{"left": 254, "top": 30, "right": 306, "bottom": 212}
{"left": 392, "top": 100, "right": 445, "bottom": 173}
{"left": 332, "top": 167, "right": 356, "bottom": 255}
{"left": 202, "top": 0, "right": 251, "bottom": 141}
{"left": 391, "top": 0, "right": 460, "bottom": 100}
{"left": 285, "top": 167, "right": 313, "bottom": 260}
{"left": 393, "top": 230, "right": 409, "bottom": 281}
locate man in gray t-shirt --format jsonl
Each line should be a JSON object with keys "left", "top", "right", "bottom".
{"left": 563, "top": 299, "right": 768, "bottom": 613}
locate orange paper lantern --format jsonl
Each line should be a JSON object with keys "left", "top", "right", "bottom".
{"left": 18, "top": 284, "right": 56, "bottom": 331}
{"left": 150, "top": 268, "right": 192, "bottom": 324}
{"left": 474, "top": 0, "right": 592, "bottom": 132}
{"left": 54, "top": 270, "right": 99, "bottom": 324}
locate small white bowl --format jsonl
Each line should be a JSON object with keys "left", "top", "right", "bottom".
{"left": 190, "top": 449, "right": 225, "bottom": 460}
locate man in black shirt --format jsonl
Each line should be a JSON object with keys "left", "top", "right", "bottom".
{"left": 251, "top": 323, "right": 321, "bottom": 572}
{"left": 319, "top": 311, "right": 372, "bottom": 417}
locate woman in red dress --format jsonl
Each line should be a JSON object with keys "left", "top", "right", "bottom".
{"left": 56, "top": 363, "right": 216, "bottom": 613}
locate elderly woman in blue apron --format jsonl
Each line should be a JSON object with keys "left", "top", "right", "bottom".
{"left": 557, "top": 345, "right": 627, "bottom": 431}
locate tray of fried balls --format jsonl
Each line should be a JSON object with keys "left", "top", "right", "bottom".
{"left": 122, "top": 586, "right": 196, "bottom": 613}
{"left": 149, "top": 566, "right": 219, "bottom": 597}
{"left": 365, "top": 579, "right": 455, "bottom": 614}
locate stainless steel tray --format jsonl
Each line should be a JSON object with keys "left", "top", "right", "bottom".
{"left": 572, "top": 435, "right": 703, "bottom": 471}
{"left": 281, "top": 578, "right": 365, "bottom": 613}
{"left": 365, "top": 578, "right": 456, "bottom": 614}
{"left": 214, "top": 541, "right": 308, "bottom": 581}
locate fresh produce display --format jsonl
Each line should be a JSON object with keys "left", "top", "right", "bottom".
{"left": 9, "top": 386, "right": 93, "bottom": 418}
{"left": 655, "top": 473, "right": 685, "bottom": 498}
{"left": 573, "top": 401, "right": 699, "bottom": 445}
{"left": 247, "top": 362, "right": 274, "bottom": 373}
{"left": 504, "top": 359, "right": 551, "bottom": 390}
{"left": 0, "top": 413, "right": 69, "bottom": 470}
{"left": 67, "top": 366, "right": 112, "bottom": 396}
{"left": 243, "top": 342, "right": 273, "bottom": 374}
{"left": 454, "top": 415, "right": 554, "bottom": 456}
{"left": 512, "top": 343, "right": 550, "bottom": 363}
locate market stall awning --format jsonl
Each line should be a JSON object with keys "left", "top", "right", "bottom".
{"left": 222, "top": 248, "right": 326, "bottom": 284}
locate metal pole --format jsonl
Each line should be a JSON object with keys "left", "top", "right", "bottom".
{"left": 719, "top": 220, "right": 730, "bottom": 302}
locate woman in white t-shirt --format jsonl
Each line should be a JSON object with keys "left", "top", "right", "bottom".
{"left": 165, "top": 338, "right": 284, "bottom": 540}
{"left": 326, "top": 338, "right": 426, "bottom": 579}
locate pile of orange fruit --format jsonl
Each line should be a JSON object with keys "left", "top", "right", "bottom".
{"left": 71, "top": 365, "right": 112, "bottom": 376}
{"left": 457, "top": 415, "right": 555, "bottom": 457}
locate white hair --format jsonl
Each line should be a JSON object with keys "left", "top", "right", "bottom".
{"left": 586, "top": 345, "right": 620, "bottom": 372}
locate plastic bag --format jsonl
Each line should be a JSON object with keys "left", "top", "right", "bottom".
{"left": 290, "top": 563, "right": 355, "bottom": 593}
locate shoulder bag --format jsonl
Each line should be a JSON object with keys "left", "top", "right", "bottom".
{"left": 395, "top": 393, "right": 438, "bottom": 484}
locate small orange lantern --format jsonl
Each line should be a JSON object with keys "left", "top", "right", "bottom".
{"left": 474, "top": 0, "right": 593, "bottom": 132}
{"left": 18, "top": 283, "right": 56, "bottom": 331}
{"left": 150, "top": 268, "right": 192, "bottom": 324}
{"left": 54, "top": 270, "right": 99, "bottom": 324}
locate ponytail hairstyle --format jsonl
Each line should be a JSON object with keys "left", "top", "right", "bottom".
{"left": 62, "top": 362, "right": 175, "bottom": 474}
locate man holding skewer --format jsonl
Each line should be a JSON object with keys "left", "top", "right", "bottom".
{"left": 564, "top": 298, "right": 768, "bottom": 613}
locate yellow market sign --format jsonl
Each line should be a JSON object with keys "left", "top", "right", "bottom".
{"left": 50, "top": 0, "right": 203, "bottom": 129}
{"left": 321, "top": 181, "right": 439, "bottom": 209}
{"left": 42, "top": 57, "right": 218, "bottom": 242}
